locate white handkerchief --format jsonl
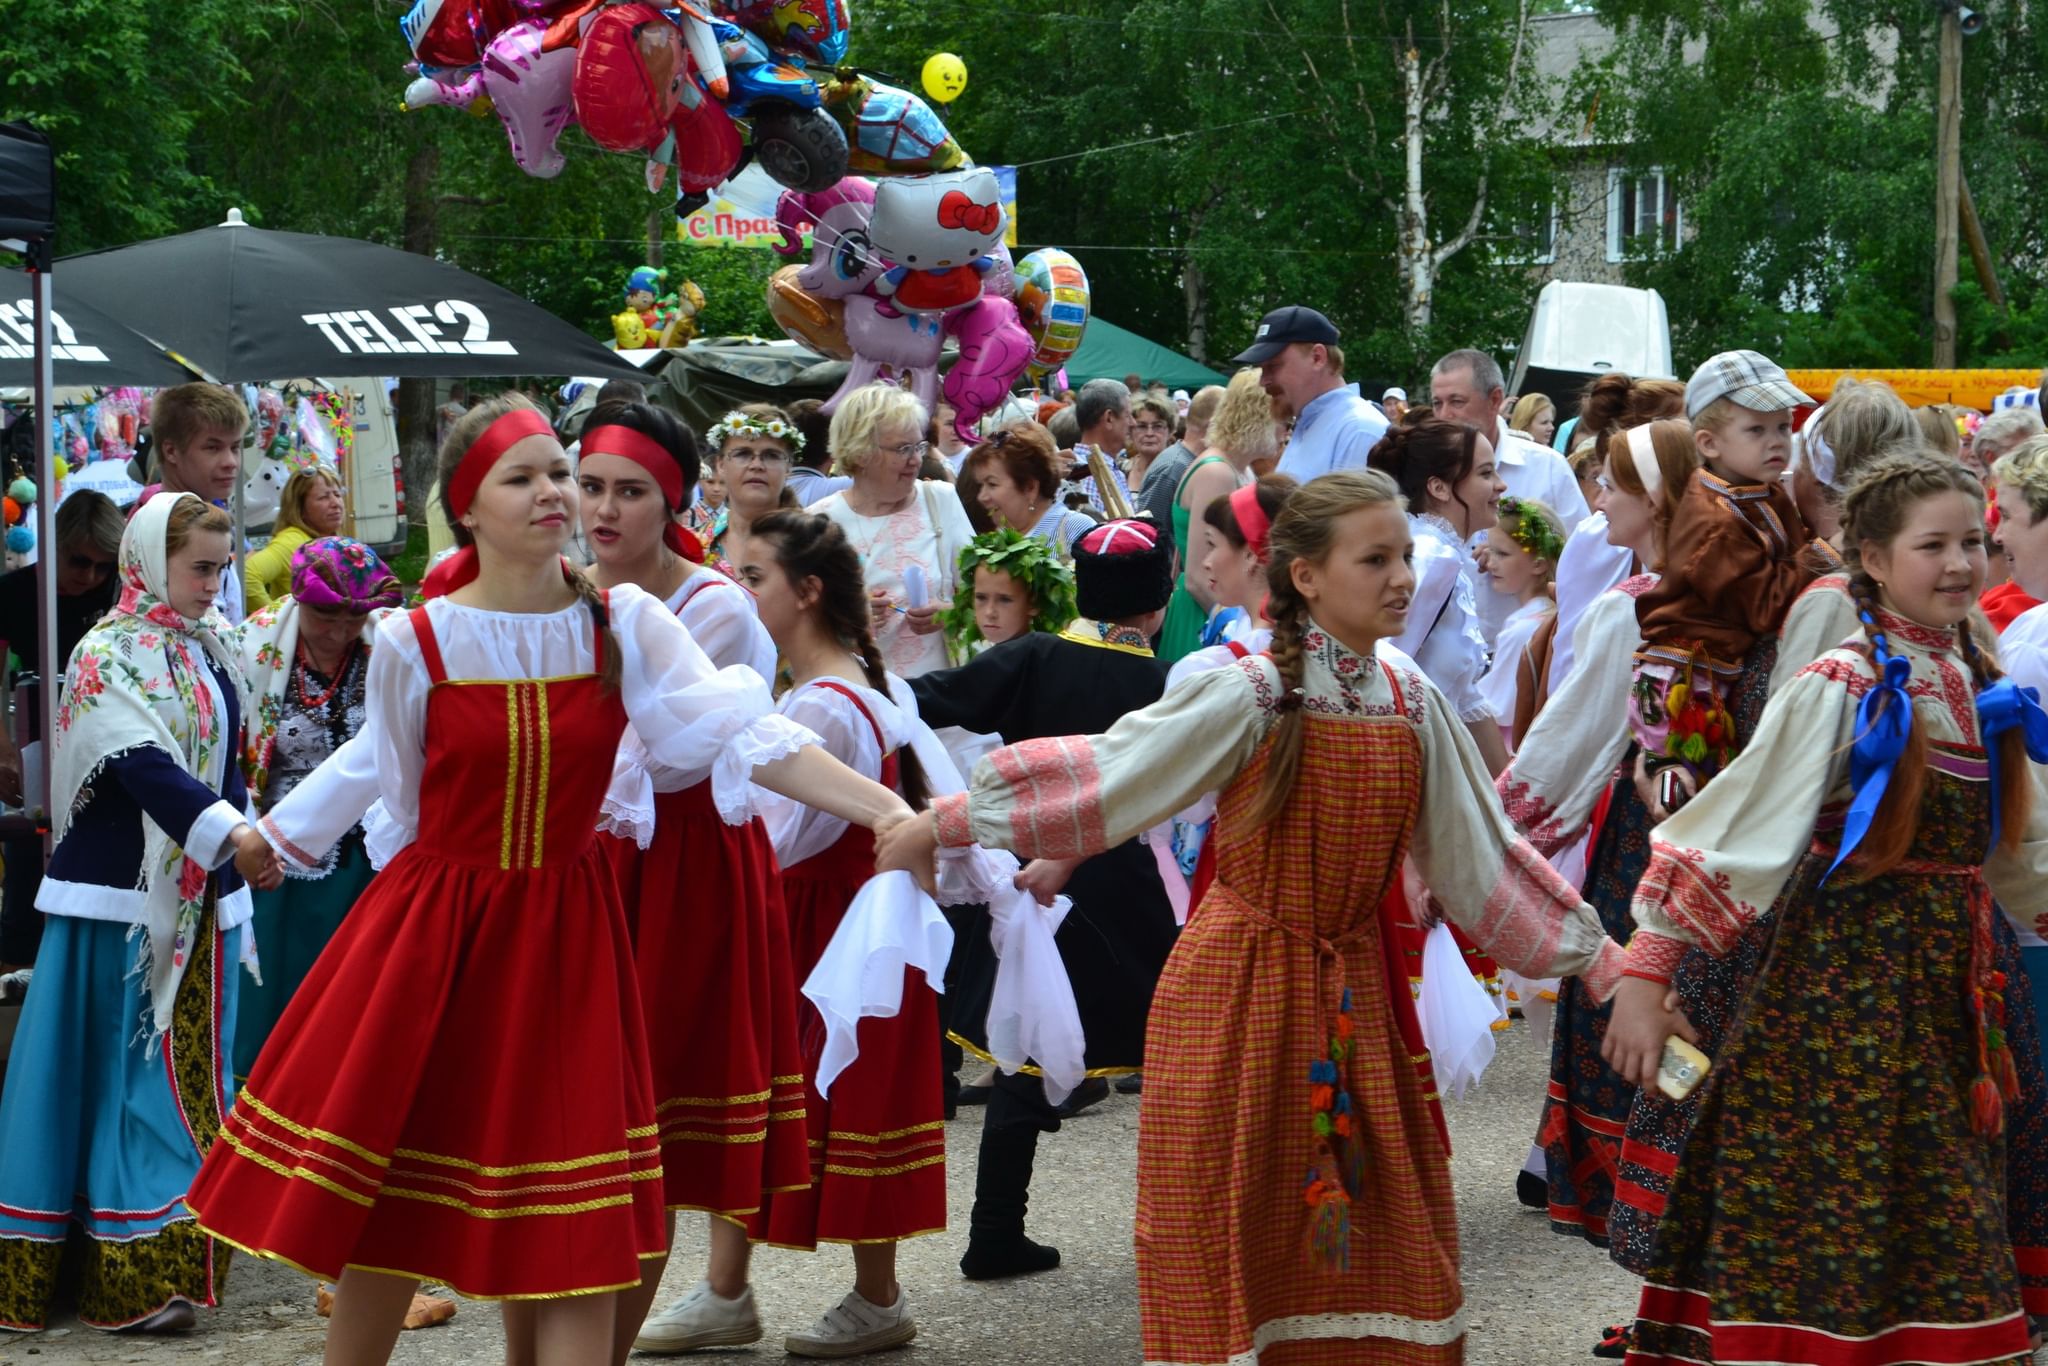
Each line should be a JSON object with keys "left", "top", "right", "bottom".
{"left": 1418, "top": 921, "right": 1500, "bottom": 1100}
{"left": 980, "top": 851, "right": 1087, "bottom": 1104}
{"left": 802, "top": 871, "right": 953, "bottom": 1098}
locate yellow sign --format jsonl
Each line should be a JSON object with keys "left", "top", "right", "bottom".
{"left": 1788, "top": 368, "right": 2040, "bottom": 411}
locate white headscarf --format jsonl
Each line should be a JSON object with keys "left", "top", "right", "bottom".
{"left": 52, "top": 491, "right": 248, "bottom": 1041}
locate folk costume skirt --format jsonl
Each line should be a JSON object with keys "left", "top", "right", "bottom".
{"left": 747, "top": 824, "right": 945, "bottom": 1249}
{"left": 602, "top": 778, "right": 810, "bottom": 1217}
{"left": 0, "top": 903, "right": 241, "bottom": 1331}
{"left": 1628, "top": 760, "right": 2033, "bottom": 1366}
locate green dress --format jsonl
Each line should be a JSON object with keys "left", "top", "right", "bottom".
{"left": 1157, "top": 455, "right": 1232, "bottom": 662}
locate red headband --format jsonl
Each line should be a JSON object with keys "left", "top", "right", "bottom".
{"left": 1228, "top": 483, "right": 1273, "bottom": 564}
{"left": 581, "top": 423, "right": 705, "bottom": 563}
{"left": 422, "top": 408, "right": 568, "bottom": 599}
{"left": 444, "top": 409, "right": 556, "bottom": 521}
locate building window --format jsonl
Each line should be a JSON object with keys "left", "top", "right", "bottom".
{"left": 1606, "top": 168, "right": 1682, "bottom": 262}
{"left": 1496, "top": 194, "right": 1558, "bottom": 266}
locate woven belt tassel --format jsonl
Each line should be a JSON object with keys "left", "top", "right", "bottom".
{"left": 1302, "top": 988, "right": 1359, "bottom": 1271}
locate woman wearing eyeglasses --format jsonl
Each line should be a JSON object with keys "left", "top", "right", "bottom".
{"left": 0, "top": 489, "right": 123, "bottom": 970}
{"left": 812, "top": 384, "right": 978, "bottom": 679}
{"left": 703, "top": 404, "right": 803, "bottom": 579}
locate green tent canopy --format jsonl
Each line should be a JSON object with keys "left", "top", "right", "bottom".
{"left": 1062, "top": 317, "right": 1227, "bottom": 392}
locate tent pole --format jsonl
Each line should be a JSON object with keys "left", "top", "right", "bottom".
{"left": 28, "top": 250, "right": 55, "bottom": 861}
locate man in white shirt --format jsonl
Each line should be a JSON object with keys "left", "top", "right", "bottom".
{"left": 1235, "top": 305, "right": 1389, "bottom": 482}
{"left": 1429, "top": 349, "right": 1590, "bottom": 642}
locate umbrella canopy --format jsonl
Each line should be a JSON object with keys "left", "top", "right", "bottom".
{"left": 60, "top": 210, "right": 641, "bottom": 383}
{"left": 0, "top": 268, "right": 201, "bottom": 386}
{"left": 0, "top": 122, "right": 55, "bottom": 246}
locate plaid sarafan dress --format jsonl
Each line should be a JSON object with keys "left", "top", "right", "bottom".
{"left": 933, "top": 624, "right": 1626, "bottom": 1364}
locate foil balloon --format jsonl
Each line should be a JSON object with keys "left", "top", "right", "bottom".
{"left": 1015, "top": 249, "right": 1091, "bottom": 379}
{"left": 942, "top": 293, "right": 1033, "bottom": 445}
{"left": 767, "top": 265, "right": 853, "bottom": 360}
{"left": 922, "top": 52, "right": 967, "bottom": 104}
{"left": 479, "top": 21, "right": 577, "bottom": 179}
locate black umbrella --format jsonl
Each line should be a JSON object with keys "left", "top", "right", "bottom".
{"left": 0, "top": 268, "right": 200, "bottom": 386}
{"left": 60, "top": 210, "right": 641, "bottom": 382}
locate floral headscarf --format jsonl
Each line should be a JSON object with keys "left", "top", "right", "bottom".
{"left": 242, "top": 536, "right": 400, "bottom": 800}
{"left": 52, "top": 492, "right": 249, "bottom": 1042}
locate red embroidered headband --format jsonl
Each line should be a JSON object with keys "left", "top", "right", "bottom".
{"left": 580, "top": 422, "right": 705, "bottom": 564}
{"left": 444, "top": 408, "right": 556, "bottom": 520}
{"left": 1228, "top": 483, "right": 1273, "bottom": 564}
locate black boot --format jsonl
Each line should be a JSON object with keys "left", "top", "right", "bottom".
{"left": 959, "top": 1121, "right": 1061, "bottom": 1280}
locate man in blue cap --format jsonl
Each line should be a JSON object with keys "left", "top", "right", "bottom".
{"left": 1234, "top": 305, "right": 1389, "bottom": 482}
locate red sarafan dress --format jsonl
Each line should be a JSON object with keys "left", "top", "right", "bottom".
{"left": 598, "top": 570, "right": 810, "bottom": 1217}
{"left": 930, "top": 629, "right": 1623, "bottom": 1364}
{"left": 749, "top": 676, "right": 946, "bottom": 1250}
{"left": 188, "top": 587, "right": 805, "bottom": 1300}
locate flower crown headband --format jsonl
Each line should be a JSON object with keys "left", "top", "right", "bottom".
{"left": 707, "top": 410, "right": 805, "bottom": 453}
{"left": 1495, "top": 495, "right": 1565, "bottom": 564}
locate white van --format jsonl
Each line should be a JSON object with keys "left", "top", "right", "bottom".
{"left": 252, "top": 377, "right": 407, "bottom": 557}
{"left": 1508, "top": 283, "right": 1674, "bottom": 416}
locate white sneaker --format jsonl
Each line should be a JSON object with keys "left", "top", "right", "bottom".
{"left": 632, "top": 1280, "right": 762, "bottom": 1354}
{"left": 783, "top": 1288, "right": 917, "bottom": 1359}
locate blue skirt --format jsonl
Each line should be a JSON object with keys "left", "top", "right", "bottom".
{"left": 0, "top": 905, "right": 243, "bottom": 1331}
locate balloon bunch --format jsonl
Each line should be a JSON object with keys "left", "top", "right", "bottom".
{"left": 398, "top": 0, "right": 965, "bottom": 214}
{"left": 611, "top": 267, "right": 707, "bottom": 349}
{"left": 764, "top": 168, "right": 1091, "bottom": 444}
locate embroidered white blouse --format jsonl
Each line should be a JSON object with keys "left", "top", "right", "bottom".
{"left": 1496, "top": 576, "right": 1657, "bottom": 858}
{"left": 931, "top": 621, "right": 1626, "bottom": 997}
{"left": 259, "top": 586, "right": 812, "bottom": 868}
{"left": 814, "top": 482, "right": 978, "bottom": 679}
{"left": 1624, "top": 610, "right": 2048, "bottom": 981}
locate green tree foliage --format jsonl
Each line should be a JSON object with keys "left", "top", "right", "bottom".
{"left": 4, "top": 0, "right": 1577, "bottom": 382}
{"left": 1581, "top": 0, "right": 2048, "bottom": 368}
{"left": 0, "top": 0, "right": 292, "bottom": 247}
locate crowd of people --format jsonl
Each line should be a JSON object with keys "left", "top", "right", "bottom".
{"left": 0, "top": 305, "right": 2046, "bottom": 1366}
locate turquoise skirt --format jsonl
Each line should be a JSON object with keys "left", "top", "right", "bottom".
{"left": 0, "top": 903, "right": 244, "bottom": 1330}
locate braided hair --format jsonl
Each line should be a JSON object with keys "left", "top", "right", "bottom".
{"left": 1248, "top": 469, "right": 1406, "bottom": 828}
{"left": 1839, "top": 451, "right": 2024, "bottom": 874}
{"left": 747, "top": 510, "right": 930, "bottom": 811}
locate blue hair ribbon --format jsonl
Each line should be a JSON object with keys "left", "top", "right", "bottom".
{"left": 1976, "top": 678, "right": 2048, "bottom": 850}
{"left": 1826, "top": 646, "right": 1915, "bottom": 882}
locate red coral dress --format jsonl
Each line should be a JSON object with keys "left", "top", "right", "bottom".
{"left": 748, "top": 682, "right": 946, "bottom": 1249}
{"left": 603, "top": 777, "right": 811, "bottom": 1217}
{"left": 187, "top": 605, "right": 668, "bottom": 1300}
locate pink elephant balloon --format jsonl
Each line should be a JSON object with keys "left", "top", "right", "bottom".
{"left": 479, "top": 21, "right": 577, "bottom": 179}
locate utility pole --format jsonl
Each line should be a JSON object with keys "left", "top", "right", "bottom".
{"left": 1932, "top": 2, "right": 1963, "bottom": 366}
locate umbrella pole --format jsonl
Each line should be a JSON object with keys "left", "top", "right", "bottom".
{"left": 29, "top": 257, "right": 55, "bottom": 861}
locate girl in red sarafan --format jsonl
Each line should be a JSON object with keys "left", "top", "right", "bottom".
{"left": 878, "top": 469, "right": 1647, "bottom": 1365}
{"left": 184, "top": 396, "right": 911, "bottom": 1366}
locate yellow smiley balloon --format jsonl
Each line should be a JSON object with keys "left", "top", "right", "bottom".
{"left": 922, "top": 52, "right": 968, "bottom": 104}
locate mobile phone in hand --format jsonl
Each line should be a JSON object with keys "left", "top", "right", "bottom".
{"left": 1657, "top": 766, "right": 1691, "bottom": 815}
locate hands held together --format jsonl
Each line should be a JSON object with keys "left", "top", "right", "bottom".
{"left": 231, "top": 824, "right": 286, "bottom": 891}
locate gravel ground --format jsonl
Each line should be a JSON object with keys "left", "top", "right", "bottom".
{"left": 0, "top": 1022, "right": 1872, "bottom": 1364}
